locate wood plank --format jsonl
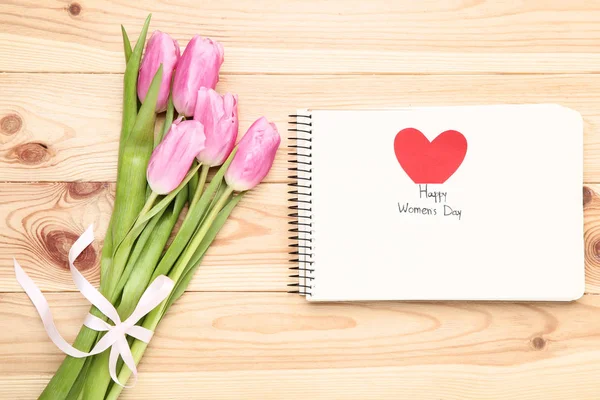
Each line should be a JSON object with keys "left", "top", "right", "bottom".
{"left": 2, "top": 292, "right": 600, "bottom": 399}
{"left": 5, "top": 363, "right": 600, "bottom": 400}
{"left": 584, "top": 184, "right": 600, "bottom": 293}
{"left": 0, "top": 181, "right": 596, "bottom": 294}
{"left": 0, "top": 182, "right": 290, "bottom": 292}
{"left": 3, "top": 1, "right": 600, "bottom": 73}
{"left": 1, "top": 73, "right": 600, "bottom": 182}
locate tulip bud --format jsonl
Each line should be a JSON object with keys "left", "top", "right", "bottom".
{"left": 137, "top": 31, "right": 180, "bottom": 113}
{"left": 147, "top": 119, "right": 205, "bottom": 194}
{"left": 172, "top": 36, "right": 224, "bottom": 117}
{"left": 225, "top": 117, "right": 280, "bottom": 191}
{"left": 193, "top": 88, "right": 238, "bottom": 167}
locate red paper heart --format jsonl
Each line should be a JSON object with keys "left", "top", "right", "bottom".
{"left": 394, "top": 128, "right": 467, "bottom": 184}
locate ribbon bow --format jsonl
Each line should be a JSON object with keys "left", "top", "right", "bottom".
{"left": 13, "top": 225, "right": 174, "bottom": 388}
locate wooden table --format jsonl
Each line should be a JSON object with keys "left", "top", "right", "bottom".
{"left": 1, "top": 1, "right": 600, "bottom": 398}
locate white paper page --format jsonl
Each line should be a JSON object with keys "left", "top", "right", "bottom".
{"left": 307, "top": 104, "right": 584, "bottom": 301}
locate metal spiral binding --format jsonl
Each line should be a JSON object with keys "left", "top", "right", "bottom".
{"left": 287, "top": 112, "right": 314, "bottom": 297}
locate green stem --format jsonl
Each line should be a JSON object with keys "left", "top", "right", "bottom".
{"left": 190, "top": 164, "right": 209, "bottom": 208}
{"left": 104, "top": 340, "right": 150, "bottom": 400}
{"left": 99, "top": 217, "right": 114, "bottom": 283}
{"left": 64, "top": 357, "right": 91, "bottom": 400}
{"left": 187, "top": 161, "right": 199, "bottom": 204}
{"left": 166, "top": 192, "right": 243, "bottom": 308}
{"left": 167, "top": 187, "right": 232, "bottom": 299}
{"left": 139, "top": 191, "right": 158, "bottom": 218}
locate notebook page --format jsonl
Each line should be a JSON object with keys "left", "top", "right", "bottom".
{"left": 308, "top": 105, "right": 584, "bottom": 301}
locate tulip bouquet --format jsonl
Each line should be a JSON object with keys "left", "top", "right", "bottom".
{"left": 36, "top": 15, "right": 280, "bottom": 400}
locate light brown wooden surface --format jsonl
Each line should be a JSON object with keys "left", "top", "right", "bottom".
{"left": 1, "top": 1, "right": 599, "bottom": 399}
{"left": 5, "top": 73, "right": 600, "bottom": 182}
{"left": 4, "top": 0, "right": 600, "bottom": 74}
{"left": 3, "top": 292, "right": 600, "bottom": 399}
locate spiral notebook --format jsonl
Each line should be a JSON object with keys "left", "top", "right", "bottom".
{"left": 288, "top": 105, "right": 584, "bottom": 302}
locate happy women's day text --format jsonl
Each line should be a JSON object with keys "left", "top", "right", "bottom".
{"left": 397, "top": 185, "right": 462, "bottom": 220}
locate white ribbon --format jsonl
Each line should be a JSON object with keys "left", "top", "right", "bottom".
{"left": 13, "top": 224, "right": 174, "bottom": 388}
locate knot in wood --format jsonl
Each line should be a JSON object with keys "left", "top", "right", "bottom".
{"left": 44, "top": 229, "right": 97, "bottom": 271}
{"left": 68, "top": 2, "right": 82, "bottom": 16}
{"left": 1, "top": 114, "right": 22, "bottom": 135}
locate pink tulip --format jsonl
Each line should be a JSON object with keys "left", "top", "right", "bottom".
{"left": 194, "top": 88, "right": 238, "bottom": 167}
{"left": 225, "top": 117, "right": 280, "bottom": 191}
{"left": 137, "top": 31, "right": 180, "bottom": 113}
{"left": 147, "top": 119, "right": 205, "bottom": 194}
{"left": 172, "top": 36, "right": 224, "bottom": 117}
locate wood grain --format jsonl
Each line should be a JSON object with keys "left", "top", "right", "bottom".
{"left": 2, "top": 292, "right": 600, "bottom": 399}
{"left": 2, "top": 0, "right": 600, "bottom": 73}
{"left": 4, "top": 364, "right": 600, "bottom": 400}
{"left": 0, "top": 182, "right": 289, "bottom": 292}
{"left": 2, "top": 73, "right": 600, "bottom": 182}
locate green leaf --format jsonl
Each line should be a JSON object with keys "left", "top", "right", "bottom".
{"left": 112, "top": 205, "right": 167, "bottom": 302}
{"left": 105, "top": 66, "right": 163, "bottom": 297}
{"left": 99, "top": 217, "right": 114, "bottom": 286}
{"left": 117, "top": 185, "right": 188, "bottom": 319}
{"left": 108, "top": 15, "right": 156, "bottom": 269}
{"left": 121, "top": 25, "right": 132, "bottom": 63}
{"left": 128, "top": 64, "right": 162, "bottom": 146}
{"left": 121, "top": 13, "right": 151, "bottom": 143}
